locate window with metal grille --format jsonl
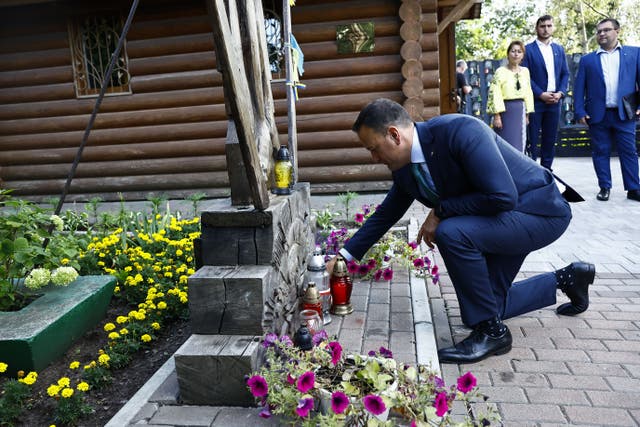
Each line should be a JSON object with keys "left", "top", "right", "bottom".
{"left": 68, "top": 14, "right": 131, "bottom": 98}
{"left": 263, "top": 0, "right": 284, "bottom": 78}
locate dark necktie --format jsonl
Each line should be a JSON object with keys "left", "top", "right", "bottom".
{"left": 411, "top": 162, "right": 439, "bottom": 205}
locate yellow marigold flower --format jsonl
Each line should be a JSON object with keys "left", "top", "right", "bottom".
{"left": 0, "top": 362, "right": 7, "bottom": 373}
{"left": 135, "top": 312, "right": 146, "bottom": 321}
{"left": 19, "top": 372, "right": 37, "bottom": 385}
{"left": 97, "top": 261, "right": 105, "bottom": 267}
{"left": 61, "top": 258, "right": 70, "bottom": 265}
{"left": 157, "top": 301, "right": 167, "bottom": 310}
{"left": 149, "top": 287, "right": 157, "bottom": 294}
{"left": 69, "top": 361, "right": 80, "bottom": 370}
{"left": 98, "top": 349, "right": 104, "bottom": 355}
{"left": 151, "top": 322, "right": 160, "bottom": 330}
{"left": 180, "top": 295, "right": 188, "bottom": 304}
{"left": 108, "top": 332, "right": 120, "bottom": 340}
{"left": 164, "top": 272, "right": 173, "bottom": 278}
{"left": 119, "top": 328, "right": 129, "bottom": 335}
{"left": 47, "top": 384, "right": 60, "bottom": 397}
{"left": 114, "top": 286, "right": 121, "bottom": 294}
{"left": 77, "top": 382, "right": 90, "bottom": 392}
{"left": 98, "top": 354, "right": 110, "bottom": 366}
{"left": 141, "top": 334, "right": 152, "bottom": 343}
{"left": 124, "top": 265, "right": 133, "bottom": 272}
{"left": 61, "top": 387, "right": 74, "bottom": 398}
{"left": 103, "top": 323, "right": 116, "bottom": 332}
{"left": 57, "top": 377, "right": 70, "bottom": 387}
{"left": 176, "top": 249, "right": 183, "bottom": 256}
{"left": 116, "top": 315, "right": 128, "bottom": 324}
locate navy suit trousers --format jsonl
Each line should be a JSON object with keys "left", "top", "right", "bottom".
{"left": 434, "top": 209, "right": 571, "bottom": 327}
{"left": 528, "top": 103, "right": 561, "bottom": 169}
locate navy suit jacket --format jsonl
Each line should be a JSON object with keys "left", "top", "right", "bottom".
{"left": 522, "top": 41, "right": 569, "bottom": 110}
{"left": 574, "top": 45, "right": 640, "bottom": 123}
{"left": 344, "top": 115, "right": 570, "bottom": 260}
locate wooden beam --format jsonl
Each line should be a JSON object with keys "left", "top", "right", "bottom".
{"left": 437, "top": 0, "right": 481, "bottom": 35}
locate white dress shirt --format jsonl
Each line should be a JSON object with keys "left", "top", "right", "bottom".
{"left": 597, "top": 43, "right": 621, "bottom": 108}
{"left": 536, "top": 39, "right": 556, "bottom": 93}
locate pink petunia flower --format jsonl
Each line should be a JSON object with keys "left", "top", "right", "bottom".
{"left": 297, "top": 371, "right": 315, "bottom": 393}
{"left": 408, "top": 241, "right": 418, "bottom": 249}
{"left": 411, "top": 421, "right": 417, "bottom": 427}
{"left": 358, "top": 264, "right": 370, "bottom": 275}
{"left": 413, "top": 258, "right": 425, "bottom": 268}
{"left": 362, "top": 394, "right": 386, "bottom": 415}
{"left": 331, "top": 391, "right": 349, "bottom": 414}
{"left": 434, "top": 391, "right": 448, "bottom": 417}
{"left": 347, "top": 261, "right": 358, "bottom": 273}
{"left": 373, "top": 269, "right": 383, "bottom": 281}
{"left": 286, "top": 373, "right": 296, "bottom": 385}
{"left": 328, "top": 341, "right": 342, "bottom": 366}
{"left": 382, "top": 268, "right": 393, "bottom": 281}
{"left": 355, "top": 213, "right": 365, "bottom": 223}
{"left": 262, "top": 333, "right": 278, "bottom": 348}
{"left": 457, "top": 372, "right": 477, "bottom": 393}
{"left": 247, "top": 375, "right": 268, "bottom": 397}
{"left": 295, "top": 397, "right": 314, "bottom": 417}
{"left": 367, "top": 258, "right": 377, "bottom": 268}
{"left": 431, "top": 265, "right": 439, "bottom": 275}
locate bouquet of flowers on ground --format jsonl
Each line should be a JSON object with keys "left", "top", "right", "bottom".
{"left": 246, "top": 332, "right": 500, "bottom": 426}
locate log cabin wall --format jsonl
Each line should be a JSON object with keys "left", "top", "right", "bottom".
{"left": 0, "top": 0, "right": 440, "bottom": 202}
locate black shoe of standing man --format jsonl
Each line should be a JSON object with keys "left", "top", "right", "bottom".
{"left": 596, "top": 188, "right": 610, "bottom": 201}
{"left": 628, "top": 190, "right": 640, "bottom": 201}
{"left": 438, "top": 317, "right": 512, "bottom": 364}
{"left": 556, "top": 262, "right": 596, "bottom": 316}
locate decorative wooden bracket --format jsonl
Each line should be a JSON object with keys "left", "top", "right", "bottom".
{"left": 437, "top": 0, "right": 482, "bottom": 35}
{"left": 206, "top": 0, "right": 280, "bottom": 210}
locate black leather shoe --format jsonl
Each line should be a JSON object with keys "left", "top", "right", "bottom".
{"left": 556, "top": 262, "right": 596, "bottom": 316}
{"left": 438, "top": 319, "right": 512, "bottom": 364}
{"left": 628, "top": 190, "right": 640, "bottom": 201}
{"left": 596, "top": 188, "right": 610, "bottom": 201}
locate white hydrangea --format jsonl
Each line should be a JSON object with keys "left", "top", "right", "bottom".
{"left": 50, "top": 266, "right": 79, "bottom": 287}
{"left": 24, "top": 268, "right": 51, "bottom": 290}
{"left": 50, "top": 214, "right": 64, "bottom": 231}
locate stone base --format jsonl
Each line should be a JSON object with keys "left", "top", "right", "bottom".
{"left": 0, "top": 275, "right": 116, "bottom": 376}
{"left": 174, "top": 334, "right": 260, "bottom": 406}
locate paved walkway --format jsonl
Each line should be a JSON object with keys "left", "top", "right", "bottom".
{"left": 108, "top": 157, "right": 640, "bottom": 426}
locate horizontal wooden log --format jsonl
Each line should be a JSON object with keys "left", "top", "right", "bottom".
{"left": 420, "top": 52, "right": 439, "bottom": 70}
{"left": 0, "top": 48, "right": 71, "bottom": 72}
{"left": 2, "top": 156, "right": 226, "bottom": 180}
{"left": 402, "top": 77, "right": 423, "bottom": 98}
{"left": 0, "top": 122, "right": 227, "bottom": 151}
{"left": 420, "top": 33, "right": 438, "bottom": 52}
{"left": 421, "top": 69, "right": 440, "bottom": 89}
{"left": 400, "top": 21, "right": 422, "bottom": 41}
{"left": 130, "top": 70, "right": 222, "bottom": 93}
{"left": 0, "top": 65, "right": 73, "bottom": 89}
{"left": 422, "top": 106, "right": 440, "bottom": 120}
{"left": 3, "top": 171, "right": 229, "bottom": 195}
{"left": 301, "top": 55, "right": 402, "bottom": 79}
{"left": 298, "top": 164, "right": 391, "bottom": 183}
{"left": 0, "top": 31, "right": 68, "bottom": 54}
{"left": 272, "top": 73, "right": 404, "bottom": 99}
{"left": 0, "top": 83, "right": 75, "bottom": 104}
{"left": 274, "top": 90, "right": 403, "bottom": 117}
{"left": 129, "top": 52, "right": 216, "bottom": 77}
{"left": 291, "top": 16, "right": 400, "bottom": 44}
{"left": 402, "top": 59, "right": 422, "bottom": 79}
{"left": 297, "top": 147, "right": 372, "bottom": 167}
{"left": 275, "top": 111, "right": 359, "bottom": 134}
{"left": 399, "top": 1, "right": 421, "bottom": 22}
{"left": 0, "top": 139, "right": 225, "bottom": 166}
{"left": 280, "top": 130, "right": 362, "bottom": 151}
{"left": 298, "top": 36, "right": 403, "bottom": 62}
{"left": 20, "top": 187, "right": 231, "bottom": 204}
{"left": 401, "top": 40, "right": 422, "bottom": 61}
{"left": 0, "top": 87, "right": 223, "bottom": 120}
{"left": 127, "top": 33, "right": 214, "bottom": 59}
{"left": 309, "top": 180, "right": 392, "bottom": 194}
{"left": 128, "top": 15, "right": 211, "bottom": 40}
{"left": 421, "top": 88, "right": 440, "bottom": 106}
{"left": 0, "top": 104, "right": 227, "bottom": 135}
{"left": 292, "top": 0, "right": 397, "bottom": 25}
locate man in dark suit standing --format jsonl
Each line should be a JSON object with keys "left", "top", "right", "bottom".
{"left": 328, "top": 98, "right": 595, "bottom": 364}
{"left": 573, "top": 18, "right": 640, "bottom": 202}
{"left": 522, "top": 15, "right": 569, "bottom": 170}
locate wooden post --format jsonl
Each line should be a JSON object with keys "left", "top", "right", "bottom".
{"left": 282, "top": 0, "right": 298, "bottom": 184}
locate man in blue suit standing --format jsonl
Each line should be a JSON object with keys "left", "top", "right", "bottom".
{"left": 522, "top": 15, "right": 569, "bottom": 170}
{"left": 573, "top": 18, "right": 640, "bottom": 202}
{"left": 327, "top": 98, "right": 595, "bottom": 364}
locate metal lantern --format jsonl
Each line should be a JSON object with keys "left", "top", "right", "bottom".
{"left": 330, "top": 255, "right": 353, "bottom": 315}
{"left": 305, "top": 245, "right": 332, "bottom": 324}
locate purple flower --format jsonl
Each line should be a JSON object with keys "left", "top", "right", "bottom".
{"left": 378, "top": 346, "right": 393, "bottom": 358}
{"left": 424, "top": 256, "right": 431, "bottom": 268}
{"left": 382, "top": 268, "right": 393, "bottom": 281}
{"left": 362, "top": 394, "right": 386, "bottom": 415}
{"left": 262, "top": 333, "right": 278, "bottom": 348}
{"left": 312, "top": 329, "right": 328, "bottom": 346}
{"left": 295, "top": 397, "right": 314, "bottom": 417}
{"left": 413, "top": 258, "right": 425, "bottom": 268}
{"left": 367, "top": 258, "right": 377, "bottom": 268}
{"left": 358, "top": 264, "right": 370, "bottom": 275}
{"left": 373, "top": 269, "right": 383, "bottom": 281}
{"left": 355, "top": 213, "right": 365, "bottom": 223}
{"left": 331, "top": 391, "right": 349, "bottom": 414}
{"left": 328, "top": 341, "right": 342, "bottom": 366}
{"left": 297, "top": 371, "right": 315, "bottom": 393}
{"left": 347, "top": 261, "right": 358, "bottom": 273}
{"left": 247, "top": 375, "right": 268, "bottom": 397}
{"left": 383, "top": 254, "right": 391, "bottom": 262}
{"left": 432, "top": 273, "right": 440, "bottom": 285}
{"left": 280, "top": 335, "right": 293, "bottom": 346}
{"left": 258, "top": 405, "right": 272, "bottom": 418}
{"left": 434, "top": 391, "right": 448, "bottom": 417}
{"left": 457, "top": 372, "right": 477, "bottom": 393}
{"left": 408, "top": 241, "right": 418, "bottom": 249}
{"left": 410, "top": 421, "right": 417, "bottom": 427}
{"left": 286, "top": 373, "right": 296, "bottom": 385}
{"left": 431, "top": 265, "right": 439, "bottom": 275}
{"left": 433, "top": 375, "right": 445, "bottom": 388}
{"left": 362, "top": 204, "right": 371, "bottom": 215}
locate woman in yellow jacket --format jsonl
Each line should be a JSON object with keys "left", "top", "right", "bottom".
{"left": 487, "top": 40, "right": 535, "bottom": 152}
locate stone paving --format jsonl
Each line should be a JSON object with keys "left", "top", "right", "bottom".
{"left": 108, "top": 157, "right": 640, "bottom": 426}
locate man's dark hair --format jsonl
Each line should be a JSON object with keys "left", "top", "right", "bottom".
{"left": 536, "top": 15, "right": 553, "bottom": 27}
{"left": 352, "top": 98, "right": 413, "bottom": 134}
{"left": 598, "top": 18, "right": 620, "bottom": 30}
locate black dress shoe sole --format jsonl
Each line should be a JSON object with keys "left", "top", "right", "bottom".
{"left": 439, "top": 343, "right": 512, "bottom": 364}
{"left": 556, "top": 263, "right": 595, "bottom": 316}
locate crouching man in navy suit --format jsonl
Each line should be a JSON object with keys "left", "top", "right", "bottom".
{"left": 328, "top": 98, "right": 595, "bottom": 364}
